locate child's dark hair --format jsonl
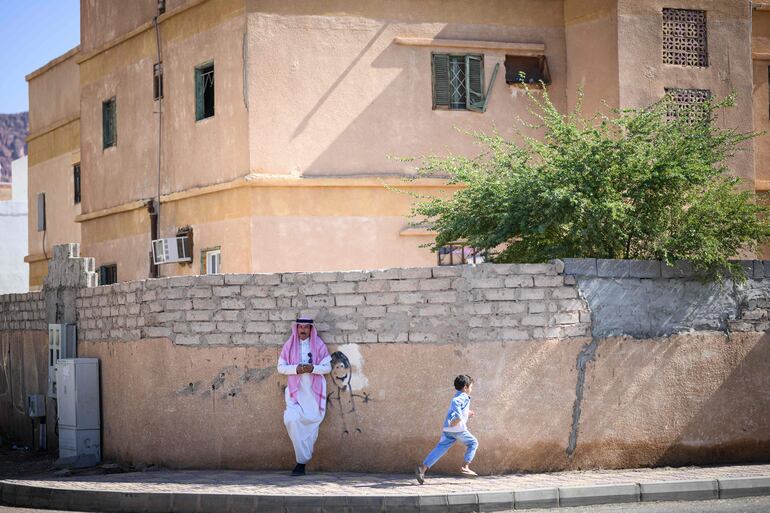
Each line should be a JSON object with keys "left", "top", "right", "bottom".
{"left": 454, "top": 374, "right": 474, "bottom": 391}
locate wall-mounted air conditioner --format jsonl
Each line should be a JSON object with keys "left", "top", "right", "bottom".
{"left": 152, "top": 236, "right": 192, "bottom": 265}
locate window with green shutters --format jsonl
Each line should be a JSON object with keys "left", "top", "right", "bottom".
{"left": 432, "top": 53, "right": 498, "bottom": 112}
{"left": 195, "top": 62, "right": 215, "bottom": 121}
{"left": 102, "top": 97, "right": 116, "bottom": 149}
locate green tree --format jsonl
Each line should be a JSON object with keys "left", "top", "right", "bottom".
{"left": 409, "top": 90, "right": 770, "bottom": 280}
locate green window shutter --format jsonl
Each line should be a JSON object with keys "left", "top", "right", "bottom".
{"left": 102, "top": 102, "right": 108, "bottom": 148}
{"left": 466, "top": 55, "right": 484, "bottom": 112}
{"left": 102, "top": 99, "right": 116, "bottom": 148}
{"left": 111, "top": 99, "right": 117, "bottom": 146}
{"left": 432, "top": 54, "right": 450, "bottom": 109}
{"left": 195, "top": 68, "right": 204, "bottom": 121}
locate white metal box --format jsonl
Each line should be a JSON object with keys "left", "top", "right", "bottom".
{"left": 27, "top": 394, "right": 46, "bottom": 417}
{"left": 48, "top": 323, "right": 77, "bottom": 398}
{"left": 56, "top": 358, "right": 101, "bottom": 466}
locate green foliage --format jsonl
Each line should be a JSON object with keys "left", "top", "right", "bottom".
{"left": 409, "top": 89, "right": 770, "bottom": 280}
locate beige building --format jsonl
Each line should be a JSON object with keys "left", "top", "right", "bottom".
{"left": 24, "top": 0, "right": 770, "bottom": 288}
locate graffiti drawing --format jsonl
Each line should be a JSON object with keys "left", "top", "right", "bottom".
{"left": 327, "top": 351, "right": 371, "bottom": 435}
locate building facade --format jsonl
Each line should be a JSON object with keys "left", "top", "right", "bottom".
{"left": 0, "top": 157, "right": 29, "bottom": 293}
{"left": 25, "top": 0, "right": 768, "bottom": 288}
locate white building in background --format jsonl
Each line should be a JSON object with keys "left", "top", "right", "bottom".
{"left": 0, "top": 157, "right": 29, "bottom": 293}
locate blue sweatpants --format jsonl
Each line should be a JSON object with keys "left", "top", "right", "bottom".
{"left": 423, "top": 430, "right": 478, "bottom": 468}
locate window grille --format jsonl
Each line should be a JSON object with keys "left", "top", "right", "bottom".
{"left": 153, "top": 62, "right": 163, "bottom": 100}
{"left": 102, "top": 98, "right": 117, "bottom": 148}
{"left": 438, "top": 244, "right": 487, "bottom": 266}
{"left": 665, "top": 87, "right": 711, "bottom": 123}
{"left": 73, "top": 163, "right": 81, "bottom": 204}
{"left": 662, "top": 8, "right": 707, "bottom": 67}
{"left": 195, "top": 62, "right": 215, "bottom": 120}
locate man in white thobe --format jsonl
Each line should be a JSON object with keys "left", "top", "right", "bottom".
{"left": 277, "top": 318, "right": 331, "bottom": 476}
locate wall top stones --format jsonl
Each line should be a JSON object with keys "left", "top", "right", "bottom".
{"left": 563, "top": 258, "right": 769, "bottom": 280}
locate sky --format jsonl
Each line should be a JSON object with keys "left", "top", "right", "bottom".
{"left": 0, "top": 0, "right": 80, "bottom": 114}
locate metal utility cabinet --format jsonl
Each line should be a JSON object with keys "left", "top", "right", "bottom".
{"left": 56, "top": 358, "right": 101, "bottom": 467}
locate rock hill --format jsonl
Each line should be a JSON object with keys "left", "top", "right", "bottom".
{"left": 0, "top": 113, "right": 29, "bottom": 183}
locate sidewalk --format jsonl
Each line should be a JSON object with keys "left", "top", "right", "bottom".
{"left": 1, "top": 463, "right": 769, "bottom": 512}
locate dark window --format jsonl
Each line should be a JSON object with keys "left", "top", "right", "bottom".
{"left": 98, "top": 264, "right": 118, "bottom": 285}
{"left": 662, "top": 8, "right": 708, "bottom": 67}
{"left": 195, "top": 62, "right": 215, "bottom": 120}
{"left": 153, "top": 62, "right": 163, "bottom": 100}
{"left": 73, "top": 163, "right": 81, "bottom": 204}
{"left": 665, "top": 87, "right": 711, "bottom": 124}
{"left": 102, "top": 97, "right": 117, "bottom": 148}
{"left": 432, "top": 54, "right": 496, "bottom": 112}
{"left": 438, "top": 244, "right": 487, "bottom": 266}
{"left": 505, "top": 55, "right": 550, "bottom": 86}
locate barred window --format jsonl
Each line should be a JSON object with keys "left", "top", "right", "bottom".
{"left": 432, "top": 54, "right": 498, "bottom": 112}
{"left": 98, "top": 264, "right": 118, "bottom": 285}
{"left": 438, "top": 244, "right": 487, "bottom": 266}
{"left": 662, "top": 8, "right": 708, "bottom": 67}
{"left": 665, "top": 88, "right": 711, "bottom": 123}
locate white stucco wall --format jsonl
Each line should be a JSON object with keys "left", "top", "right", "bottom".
{"left": 0, "top": 158, "right": 29, "bottom": 293}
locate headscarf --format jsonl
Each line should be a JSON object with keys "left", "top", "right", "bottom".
{"left": 279, "top": 322, "right": 330, "bottom": 412}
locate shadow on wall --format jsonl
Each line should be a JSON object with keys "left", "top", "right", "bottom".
{"left": 0, "top": 332, "right": 50, "bottom": 448}
{"left": 655, "top": 333, "right": 770, "bottom": 466}
{"left": 567, "top": 332, "right": 770, "bottom": 469}
{"left": 285, "top": 21, "right": 563, "bottom": 176}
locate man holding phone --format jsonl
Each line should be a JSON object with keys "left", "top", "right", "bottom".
{"left": 277, "top": 318, "right": 331, "bottom": 476}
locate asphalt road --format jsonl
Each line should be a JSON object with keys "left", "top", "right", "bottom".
{"left": 2, "top": 496, "right": 770, "bottom": 513}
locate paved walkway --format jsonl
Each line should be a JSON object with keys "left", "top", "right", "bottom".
{"left": 1, "top": 463, "right": 769, "bottom": 512}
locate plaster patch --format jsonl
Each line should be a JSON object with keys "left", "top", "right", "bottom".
{"left": 335, "top": 343, "right": 368, "bottom": 390}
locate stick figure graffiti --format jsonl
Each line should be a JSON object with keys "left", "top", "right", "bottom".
{"left": 327, "top": 351, "right": 371, "bottom": 435}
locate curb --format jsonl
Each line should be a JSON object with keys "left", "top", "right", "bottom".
{"left": 2, "top": 476, "right": 770, "bottom": 512}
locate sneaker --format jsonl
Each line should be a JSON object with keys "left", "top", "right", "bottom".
{"left": 415, "top": 464, "right": 425, "bottom": 485}
{"left": 291, "top": 463, "right": 306, "bottom": 476}
{"left": 460, "top": 467, "right": 478, "bottom": 477}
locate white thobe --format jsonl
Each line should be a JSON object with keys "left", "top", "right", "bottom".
{"left": 277, "top": 339, "right": 331, "bottom": 464}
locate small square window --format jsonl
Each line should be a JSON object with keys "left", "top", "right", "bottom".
{"left": 102, "top": 97, "right": 117, "bottom": 149}
{"left": 505, "top": 55, "right": 550, "bottom": 86}
{"left": 98, "top": 264, "right": 118, "bottom": 285}
{"left": 73, "top": 163, "right": 81, "bottom": 204}
{"left": 153, "top": 62, "right": 163, "bottom": 100}
{"left": 195, "top": 62, "right": 215, "bottom": 121}
{"left": 201, "top": 247, "right": 221, "bottom": 274}
{"left": 432, "top": 54, "right": 489, "bottom": 111}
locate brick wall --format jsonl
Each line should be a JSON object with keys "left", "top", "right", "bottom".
{"left": 0, "top": 291, "right": 45, "bottom": 331}
{"left": 75, "top": 263, "right": 592, "bottom": 345}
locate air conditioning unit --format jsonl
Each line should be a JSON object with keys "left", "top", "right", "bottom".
{"left": 152, "top": 236, "right": 192, "bottom": 265}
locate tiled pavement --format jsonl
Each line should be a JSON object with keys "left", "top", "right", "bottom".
{"left": 2, "top": 464, "right": 770, "bottom": 511}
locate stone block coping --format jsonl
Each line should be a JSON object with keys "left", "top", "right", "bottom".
{"left": 562, "top": 258, "right": 770, "bottom": 280}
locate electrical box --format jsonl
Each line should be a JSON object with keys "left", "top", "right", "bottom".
{"left": 151, "top": 236, "right": 192, "bottom": 264}
{"left": 48, "top": 324, "right": 77, "bottom": 398}
{"left": 27, "top": 394, "right": 46, "bottom": 418}
{"left": 56, "top": 358, "right": 101, "bottom": 467}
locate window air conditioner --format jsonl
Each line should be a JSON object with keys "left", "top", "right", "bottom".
{"left": 152, "top": 237, "right": 192, "bottom": 265}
